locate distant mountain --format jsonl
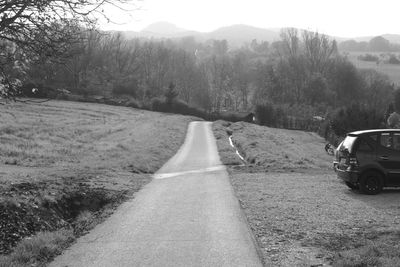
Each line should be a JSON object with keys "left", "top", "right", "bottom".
{"left": 141, "top": 21, "right": 188, "bottom": 36}
{"left": 120, "top": 22, "right": 400, "bottom": 46}
{"left": 350, "top": 34, "right": 400, "bottom": 44}
{"left": 207, "top": 24, "right": 280, "bottom": 47}
{"left": 122, "top": 22, "right": 280, "bottom": 47}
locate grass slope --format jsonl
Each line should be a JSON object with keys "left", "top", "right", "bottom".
{"left": 213, "top": 120, "right": 332, "bottom": 171}
{"left": 213, "top": 120, "right": 400, "bottom": 267}
{"left": 0, "top": 100, "right": 196, "bottom": 265}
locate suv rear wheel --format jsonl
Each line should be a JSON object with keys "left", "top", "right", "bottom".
{"left": 359, "top": 170, "right": 383, "bottom": 195}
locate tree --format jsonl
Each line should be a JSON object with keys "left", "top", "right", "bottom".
{"left": 304, "top": 73, "right": 329, "bottom": 105}
{"left": 302, "top": 30, "right": 337, "bottom": 74}
{"left": 369, "top": 36, "right": 390, "bottom": 52}
{"left": 359, "top": 69, "right": 394, "bottom": 112}
{"left": 0, "top": 0, "right": 135, "bottom": 99}
{"left": 394, "top": 89, "right": 400, "bottom": 113}
{"left": 165, "top": 82, "right": 178, "bottom": 105}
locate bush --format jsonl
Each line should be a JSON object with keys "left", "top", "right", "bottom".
{"left": 125, "top": 98, "right": 140, "bottom": 109}
{"left": 358, "top": 53, "right": 379, "bottom": 62}
{"left": 388, "top": 55, "right": 400, "bottom": 65}
{"left": 19, "top": 83, "right": 53, "bottom": 98}
{"left": 330, "top": 104, "right": 384, "bottom": 136}
{"left": 112, "top": 82, "right": 138, "bottom": 97}
{"left": 255, "top": 103, "right": 286, "bottom": 127}
{"left": 150, "top": 97, "right": 251, "bottom": 122}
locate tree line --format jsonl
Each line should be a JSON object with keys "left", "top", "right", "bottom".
{"left": 0, "top": 2, "right": 398, "bottom": 137}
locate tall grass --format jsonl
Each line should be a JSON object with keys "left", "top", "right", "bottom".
{"left": 0, "top": 229, "right": 73, "bottom": 267}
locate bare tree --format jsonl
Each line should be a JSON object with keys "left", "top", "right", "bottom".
{"left": 0, "top": 0, "right": 137, "bottom": 99}
{"left": 302, "top": 30, "right": 337, "bottom": 74}
{"left": 279, "top": 28, "right": 300, "bottom": 58}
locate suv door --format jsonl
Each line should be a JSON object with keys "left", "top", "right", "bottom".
{"left": 377, "top": 132, "right": 400, "bottom": 185}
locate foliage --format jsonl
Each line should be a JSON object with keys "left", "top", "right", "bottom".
{"left": 151, "top": 97, "right": 208, "bottom": 119}
{"left": 0, "top": 229, "right": 74, "bottom": 266}
{"left": 394, "top": 89, "right": 400, "bottom": 113}
{"left": 0, "top": 0, "right": 135, "bottom": 98}
{"left": 369, "top": 36, "right": 391, "bottom": 52}
{"left": 330, "top": 104, "right": 384, "bottom": 136}
{"left": 357, "top": 53, "right": 379, "bottom": 62}
{"left": 165, "top": 82, "right": 179, "bottom": 104}
{"left": 255, "top": 103, "right": 284, "bottom": 127}
{"left": 1, "top": 25, "right": 396, "bottom": 135}
{"left": 388, "top": 54, "right": 400, "bottom": 64}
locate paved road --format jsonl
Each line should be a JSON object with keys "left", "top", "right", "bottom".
{"left": 50, "top": 121, "right": 262, "bottom": 267}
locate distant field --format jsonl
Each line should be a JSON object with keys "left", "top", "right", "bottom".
{"left": 213, "top": 121, "right": 400, "bottom": 266}
{"left": 0, "top": 100, "right": 195, "bottom": 265}
{"left": 344, "top": 51, "right": 400, "bottom": 85}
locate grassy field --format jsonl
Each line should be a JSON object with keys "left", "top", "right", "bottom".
{"left": 213, "top": 121, "right": 400, "bottom": 266}
{"left": 344, "top": 51, "right": 400, "bottom": 85}
{"left": 0, "top": 100, "right": 196, "bottom": 266}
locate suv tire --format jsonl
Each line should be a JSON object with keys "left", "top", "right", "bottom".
{"left": 359, "top": 170, "right": 383, "bottom": 195}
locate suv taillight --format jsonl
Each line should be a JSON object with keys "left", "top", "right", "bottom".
{"left": 348, "top": 157, "right": 358, "bottom": 168}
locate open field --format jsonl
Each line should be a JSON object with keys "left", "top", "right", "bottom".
{"left": 213, "top": 121, "right": 400, "bottom": 266}
{"left": 344, "top": 51, "right": 400, "bottom": 85}
{"left": 0, "top": 100, "right": 196, "bottom": 265}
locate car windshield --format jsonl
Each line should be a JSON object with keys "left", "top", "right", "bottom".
{"left": 340, "top": 136, "right": 357, "bottom": 153}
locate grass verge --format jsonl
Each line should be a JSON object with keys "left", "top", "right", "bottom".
{"left": 0, "top": 100, "right": 196, "bottom": 265}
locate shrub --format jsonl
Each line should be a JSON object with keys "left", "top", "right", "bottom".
{"left": 330, "top": 104, "right": 384, "bottom": 136}
{"left": 255, "top": 103, "right": 286, "bottom": 127}
{"left": 19, "top": 83, "right": 53, "bottom": 98}
{"left": 151, "top": 97, "right": 168, "bottom": 112}
{"left": 388, "top": 55, "right": 400, "bottom": 65}
{"left": 112, "top": 82, "right": 138, "bottom": 97}
{"left": 150, "top": 97, "right": 256, "bottom": 122}
{"left": 125, "top": 98, "right": 140, "bottom": 109}
{"left": 357, "top": 53, "right": 379, "bottom": 62}
{"left": 164, "top": 82, "right": 178, "bottom": 105}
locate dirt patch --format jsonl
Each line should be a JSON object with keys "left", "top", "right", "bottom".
{"left": 213, "top": 121, "right": 400, "bottom": 266}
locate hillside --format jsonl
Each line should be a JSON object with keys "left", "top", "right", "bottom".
{"left": 122, "top": 22, "right": 400, "bottom": 48}
{"left": 122, "top": 22, "right": 281, "bottom": 47}
{"left": 213, "top": 121, "right": 400, "bottom": 266}
{"left": 0, "top": 100, "right": 196, "bottom": 265}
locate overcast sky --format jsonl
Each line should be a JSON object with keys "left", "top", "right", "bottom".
{"left": 102, "top": 0, "right": 400, "bottom": 37}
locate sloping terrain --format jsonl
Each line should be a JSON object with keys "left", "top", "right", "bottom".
{"left": 213, "top": 120, "right": 332, "bottom": 171}
{"left": 213, "top": 121, "right": 400, "bottom": 266}
{"left": 0, "top": 100, "right": 196, "bottom": 265}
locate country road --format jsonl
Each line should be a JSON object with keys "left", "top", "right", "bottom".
{"left": 50, "top": 121, "right": 262, "bottom": 267}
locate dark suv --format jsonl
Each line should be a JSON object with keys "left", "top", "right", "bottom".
{"left": 333, "top": 129, "right": 400, "bottom": 194}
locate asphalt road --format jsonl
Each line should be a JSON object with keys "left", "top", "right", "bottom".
{"left": 50, "top": 121, "right": 262, "bottom": 267}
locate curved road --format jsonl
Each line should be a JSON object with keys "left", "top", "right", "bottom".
{"left": 50, "top": 121, "right": 262, "bottom": 267}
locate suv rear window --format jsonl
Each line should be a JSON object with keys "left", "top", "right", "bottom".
{"left": 341, "top": 135, "right": 357, "bottom": 153}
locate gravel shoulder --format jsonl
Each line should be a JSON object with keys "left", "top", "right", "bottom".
{"left": 212, "top": 120, "right": 400, "bottom": 267}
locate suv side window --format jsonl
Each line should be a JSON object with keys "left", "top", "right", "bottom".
{"left": 368, "top": 134, "right": 378, "bottom": 142}
{"left": 393, "top": 133, "right": 400, "bottom": 151}
{"left": 380, "top": 133, "right": 392, "bottom": 148}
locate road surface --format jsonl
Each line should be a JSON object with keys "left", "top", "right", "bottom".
{"left": 50, "top": 121, "right": 262, "bottom": 267}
